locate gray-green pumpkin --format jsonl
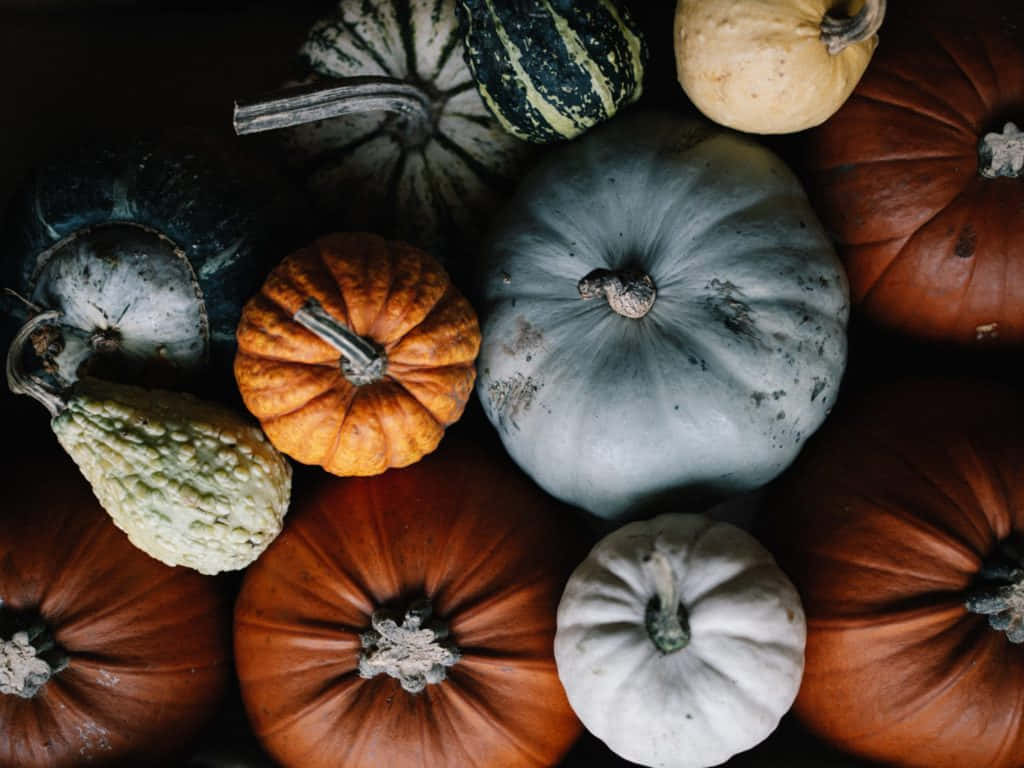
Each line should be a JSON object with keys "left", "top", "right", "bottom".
{"left": 457, "top": 0, "right": 648, "bottom": 143}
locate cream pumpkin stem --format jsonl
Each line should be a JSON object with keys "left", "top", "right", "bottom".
{"left": 978, "top": 123, "right": 1024, "bottom": 179}
{"left": 0, "top": 602, "right": 69, "bottom": 699}
{"left": 820, "top": 0, "right": 886, "bottom": 55}
{"left": 293, "top": 298, "right": 387, "bottom": 386}
{"left": 357, "top": 598, "right": 461, "bottom": 694}
{"left": 966, "top": 534, "right": 1024, "bottom": 643}
{"left": 578, "top": 268, "right": 657, "bottom": 319}
{"left": 6, "top": 310, "right": 68, "bottom": 418}
{"left": 233, "top": 76, "right": 435, "bottom": 137}
{"left": 644, "top": 551, "right": 690, "bottom": 654}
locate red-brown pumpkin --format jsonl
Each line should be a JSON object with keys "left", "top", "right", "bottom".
{"left": 0, "top": 445, "right": 230, "bottom": 767}
{"left": 805, "top": 1, "right": 1024, "bottom": 345}
{"left": 764, "top": 378, "right": 1024, "bottom": 768}
{"left": 233, "top": 434, "right": 584, "bottom": 768}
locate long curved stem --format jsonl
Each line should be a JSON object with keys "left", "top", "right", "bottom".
{"left": 821, "top": 0, "right": 886, "bottom": 55}
{"left": 293, "top": 299, "right": 386, "bottom": 386}
{"left": 6, "top": 311, "right": 67, "bottom": 417}
{"left": 233, "top": 76, "right": 434, "bottom": 135}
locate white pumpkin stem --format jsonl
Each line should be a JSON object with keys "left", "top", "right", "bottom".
{"left": 6, "top": 311, "right": 69, "bottom": 418}
{"left": 820, "top": 0, "right": 886, "bottom": 55}
{"left": 966, "top": 534, "right": 1024, "bottom": 643}
{"left": 357, "top": 598, "right": 461, "bottom": 694}
{"left": 578, "top": 268, "right": 657, "bottom": 319}
{"left": 233, "top": 76, "right": 434, "bottom": 137}
{"left": 978, "top": 123, "right": 1024, "bottom": 179}
{"left": 293, "top": 298, "right": 387, "bottom": 386}
{"left": 644, "top": 551, "right": 690, "bottom": 654}
{"left": 0, "top": 602, "right": 69, "bottom": 699}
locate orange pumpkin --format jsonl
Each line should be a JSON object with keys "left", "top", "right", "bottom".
{"left": 233, "top": 434, "right": 584, "bottom": 768}
{"left": 234, "top": 232, "right": 480, "bottom": 476}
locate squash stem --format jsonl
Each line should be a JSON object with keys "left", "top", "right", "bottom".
{"left": 293, "top": 298, "right": 387, "bottom": 386}
{"left": 6, "top": 311, "right": 68, "bottom": 418}
{"left": 966, "top": 533, "right": 1024, "bottom": 643}
{"left": 978, "top": 123, "right": 1024, "bottom": 179}
{"left": 820, "top": 0, "right": 886, "bottom": 55}
{"left": 644, "top": 551, "right": 690, "bottom": 654}
{"left": 0, "top": 601, "right": 69, "bottom": 699}
{"left": 357, "top": 598, "right": 461, "bottom": 694}
{"left": 233, "top": 76, "right": 434, "bottom": 136}
{"left": 578, "top": 268, "right": 656, "bottom": 319}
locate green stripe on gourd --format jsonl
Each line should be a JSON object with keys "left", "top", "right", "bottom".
{"left": 457, "top": 0, "right": 647, "bottom": 143}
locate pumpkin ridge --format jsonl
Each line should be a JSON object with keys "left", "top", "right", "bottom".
{"left": 36, "top": 516, "right": 112, "bottom": 622}
{"left": 383, "top": 284, "right": 475, "bottom": 357}
{"left": 368, "top": 243, "right": 435, "bottom": 344}
{"left": 326, "top": 386, "right": 368, "bottom": 471}
{"left": 854, "top": 86, "right": 973, "bottom": 135}
{"left": 284, "top": 523, "right": 376, "bottom": 619}
{"left": 261, "top": 384, "right": 350, "bottom": 427}
{"left": 312, "top": 241, "right": 357, "bottom": 332}
{"left": 296, "top": 127, "right": 390, "bottom": 177}
{"left": 929, "top": 28, "right": 996, "bottom": 117}
{"left": 234, "top": 360, "right": 344, "bottom": 399}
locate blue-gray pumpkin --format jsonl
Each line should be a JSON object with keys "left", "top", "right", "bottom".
{"left": 476, "top": 112, "right": 849, "bottom": 520}
{"left": 457, "top": 0, "right": 648, "bottom": 143}
{"left": 0, "top": 141, "right": 291, "bottom": 392}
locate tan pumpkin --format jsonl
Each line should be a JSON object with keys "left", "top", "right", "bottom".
{"left": 234, "top": 233, "right": 479, "bottom": 476}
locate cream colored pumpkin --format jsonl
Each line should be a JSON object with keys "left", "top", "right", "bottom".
{"left": 674, "top": 0, "right": 885, "bottom": 134}
{"left": 555, "top": 513, "right": 805, "bottom": 768}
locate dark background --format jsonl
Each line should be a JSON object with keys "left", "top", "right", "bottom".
{"left": 0, "top": 1, "right": 987, "bottom": 765}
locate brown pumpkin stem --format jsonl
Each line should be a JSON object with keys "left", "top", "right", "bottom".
{"left": 978, "top": 122, "right": 1024, "bottom": 179}
{"left": 6, "top": 311, "right": 68, "bottom": 417}
{"left": 0, "top": 602, "right": 69, "bottom": 699}
{"left": 293, "top": 298, "right": 387, "bottom": 386}
{"left": 578, "top": 268, "right": 657, "bottom": 319}
{"left": 966, "top": 534, "right": 1024, "bottom": 643}
{"left": 820, "top": 0, "right": 886, "bottom": 55}
{"left": 357, "top": 598, "right": 461, "bottom": 694}
{"left": 233, "top": 76, "right": 435, "bottom": 139}
{"left": 644, "top": 551, "right": 690, "bottom": 654}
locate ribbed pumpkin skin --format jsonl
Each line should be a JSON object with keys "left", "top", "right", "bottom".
{"left": 765, "top": 379, "right": 1024, "bottom": 768}
{"left": 1, "top": 448, "right": 230, "bottom": 767}
{"left": 805, "top": 1, "right": 1024, "bottom": 345}
{"left": 234, "top": 436, "right": 584, "bottom": 768}
{"left": 234, "top": 233, "right": 479, "bottom": 476}
{"left": 458, "top": 0, "right": 647, "bottom": 143}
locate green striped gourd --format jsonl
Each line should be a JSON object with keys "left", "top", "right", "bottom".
{"left": 457, "top": 0, "right": 647, "bottom": 143}
{"left": 279, "top": 0, "right": 531, "bottom": 266}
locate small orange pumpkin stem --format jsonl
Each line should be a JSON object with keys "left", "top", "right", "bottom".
{"left": 293, "top": 298, "right": 387, "bottom": 386}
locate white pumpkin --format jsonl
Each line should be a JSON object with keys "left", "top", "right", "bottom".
{"left": 674, "top": 0, "right": 885, "bottom": 134}
{"left": 555, "top": 513, "right": 806, "bottom": 768}
{"left": 476, "top": 112, "right": 848, "bottom": 519}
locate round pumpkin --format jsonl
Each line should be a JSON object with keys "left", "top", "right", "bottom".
{"left": 674, "top": 0, "right": 885, "bottom": 134}
{"left": 234, "top": 0, "right": 532, "bottom": 272}
{"left": 476, "top": 111, "right": 849, "bottom": 520}
{"left": 233, "top": 232, "right": 479, "bottom": 476}
{"left": 764, "top": 378, "right": 1024, "bottom": 768}
{"left": 457, "top": 0, "right": 648, "bottom": 143}
{"left": 555, "top": 513, "right": 805, "bottom": 768}
{"left": 233, "top": 435, "right": 584, "bottom": 768}
{"left": 0, "top": 140, "right": 288, "bottom": 391}
{"left": 805, "top": 1, "right": 1024, "bottom": 345}
{"left": 0, "top": 445, "right": 230, "bottom": 767}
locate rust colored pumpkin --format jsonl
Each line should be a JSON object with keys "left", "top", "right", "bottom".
{"left": 233, "top": 435, "right": 584, "bottom": 768}
{"left": 234, "top": 232, "right": 480, "bottom": 476}
{"left": 805, "top": 1, "right": 1024, "bottom": 345}
{"left": 0, "top": 446, "right": 230, "bottom": 767}
{"left": 764, "top": 378, "right": 1024, "bottom": 768}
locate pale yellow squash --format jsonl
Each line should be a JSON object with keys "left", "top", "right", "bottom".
{"left": 674, "top": 0, "right": 885, "bottom": 134}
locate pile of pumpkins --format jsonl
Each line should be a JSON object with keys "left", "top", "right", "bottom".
{"left": 2, "top": 0, "right": 1024, "bottom": 766}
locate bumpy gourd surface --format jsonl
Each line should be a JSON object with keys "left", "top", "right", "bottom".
{"left": 54, "top": 379, "right": 291, "bottom": 574}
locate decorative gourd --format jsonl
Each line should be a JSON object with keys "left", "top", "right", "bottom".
{"left": 233, "top": 232, "right": 479, "bottom": 476}
{"left": 476, "top": 111, "right": 849, "bottom": 519}
{"left": 7, "top": 312, "right": 292, "bottom": 575}
{"left": 456, "top": 0, "right": 648, "bottom": 143}
{"left": 555, "top": 513, "right": 805, "bottom": 768}
{"left": 805, "top": 0, "right": 1024, "bottom": 344}
{"left": 764, "top": 378, "right": 1024, "bottom": 768}
{"left": 674, "top": 0, "right": 885, "bottom": 134}
{"left": 1, "top": 445, "right": 230, "bottom": 767}
{"left": 233, "top": 435, "right": 584, "bottom": 768}
{"left": 0, "top": 141, "right": 286, "bottom": 389}
{"left": 233, "top": 0, "right": 531, "bottom": 274}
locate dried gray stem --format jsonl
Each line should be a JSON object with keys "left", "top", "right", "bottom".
{"left": 967, "top": 534, "right": 1024, "bottom": 642}
{"left": 978, "top": 122, "right": 1024, "bottom": 179}
{"left": 0, "top": 603, "right": 69, "bottom": 698}
{"left": 578, "top": 268, "right": 657, "bottom": 319}
{"left": 293, "top": 298, "right": 386, "bottom": 386}
{"left": 820, "top": 0, "right": 886, "bottom": 55}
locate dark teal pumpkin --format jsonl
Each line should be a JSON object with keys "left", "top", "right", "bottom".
{"left": 457, "top": 0, "right": 647, "bottom": 143}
